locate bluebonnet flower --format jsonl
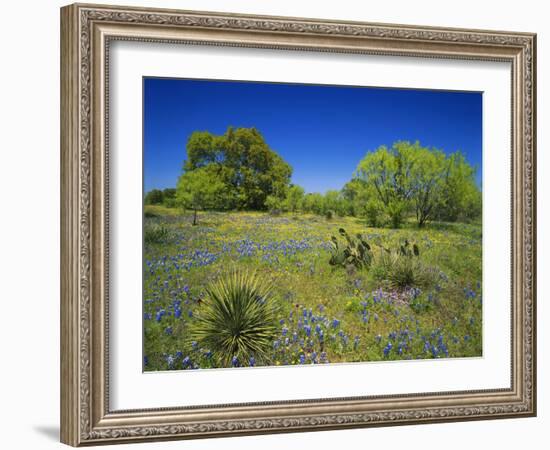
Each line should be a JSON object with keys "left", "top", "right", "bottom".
{"left": 273, "top": 340, "right": 281, "bottom": 350}
{"left": 469, "top": 317, "right": 475, "bottom": 326}
{"left": 311, "top": 352, "right": 318, "bottom": 363}
{"left": 191, "top": 341, "right": 198, "bottom": 351}
{"left": 464, "top": 335, "right": 471, "bottom": 342}
{"left": 279, "top": 319, "right": 285, "bottom": 325}
{"left": 320, "top": 352, "right": 328, "bottom": 363}
{"left": 299, "top": 354, "right": 306, "bottom": 364}
{"left": 175, "top": 351, "right": 183, "bottom": 359}
{"left": 304, "top": 325, "right": 312, "bottom": 337}
{"left": 331, "top": 319, "right": 340, "bottom": 329}
{"left": 165, "top": 354, "right": 175, "bottom": 369}
{"left": 282, "top": 327, "right": 288, "bottom": 337}
{"left": 249, "top": 356, "right": 256, "bottom": 367}
{"left": 174, "top": 308, "right": 182, "bottom": 319}
{"left": 383, "top": 342, "right": 393, "bottom": 357}
{"left": 231, "top": 356, "right": 239, "bottom": 367}
{"left": 188, "top": 310, "right": 193, "bottom": 318}
{"left": 144, "top": 356, "right": 148, "bottom": 367}
{"left": 164, "top": 327, "right": 173, "bottom": 335}
{"left": 317, "top": 329, "right": 325, "bottom": 343}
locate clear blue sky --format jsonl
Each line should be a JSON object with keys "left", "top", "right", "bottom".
{"left": 144, "top": 78, "right": 482, "bottom": 194}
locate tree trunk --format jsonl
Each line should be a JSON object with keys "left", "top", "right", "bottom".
{"left": 192, "top": 209, "right": 198, "bottom": 226}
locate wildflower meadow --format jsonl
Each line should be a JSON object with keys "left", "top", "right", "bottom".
{"left": 143, "top": 207, "right": 482, "bottom": 371}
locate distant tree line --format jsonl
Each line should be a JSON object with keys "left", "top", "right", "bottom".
{"left": 145, "top": 127, "right": 481, "bottom": 227}
{"left": 144, "top": 188, "right": 177, "bottom": 207}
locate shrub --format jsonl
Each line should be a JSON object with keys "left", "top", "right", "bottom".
{"left": 325, "top": 210, "right": 334, "bottom": 220}
{"left": 386, "top": 199, "right": 406, "bottom": 228}
{"left": 328, "top": 228, "right": 373, "bottom": 271}
{"left": 144, "top": 210, "right": 158, "bottom": 218}
{"left": 144, "top": 225, "right": 168, "bottom": 244}
{"left": 364, "top": 199, "right": 383, "bottom": 227}
{"left": 265, "top": 195, "right": 284, "bottom": 214}
{"left": 163, "top": 198, "right": 178, "bottom": 208}
{"left": 188, "top": 270, "right": 278, "bottom": 366}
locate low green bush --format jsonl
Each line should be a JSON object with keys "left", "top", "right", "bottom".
{"left": 144, "top": 225, "right": 168, "bottom": 244}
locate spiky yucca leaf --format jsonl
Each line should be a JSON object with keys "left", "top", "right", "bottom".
{"left": 188, "top": 270, "right": 278, "bottom": 367}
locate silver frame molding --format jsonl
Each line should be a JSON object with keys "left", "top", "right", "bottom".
{"left": 60, "top": 3, "right": 536, "bottom": 446}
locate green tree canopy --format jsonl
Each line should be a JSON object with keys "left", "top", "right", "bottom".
{"left": 284, "top": 185, "right": 305, "bottom": 212}
{"left": 355, "top": 141, "right": 480, "bottom": 227}
{"left": 184, "top": 127, "right": 292, "bottom": 210}
{"left": 176, "top": 165, "right": 228, "bottom": 225}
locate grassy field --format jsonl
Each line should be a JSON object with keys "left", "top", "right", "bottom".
{"left": 143, "top": 205, "right": 482, "bottom": 371}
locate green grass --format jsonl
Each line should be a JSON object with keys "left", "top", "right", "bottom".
{"left": 143, "top": 207, "right": 482, "bottom": 370}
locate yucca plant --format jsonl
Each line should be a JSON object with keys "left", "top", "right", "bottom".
{"left": 188, "top": 270, "right": 278, "bottom": 367}
{"left": 144, "top": 225, "right": 168, "bottom": 244}
{"left": 375, "top": 240, "right": 434, "bottom": 289}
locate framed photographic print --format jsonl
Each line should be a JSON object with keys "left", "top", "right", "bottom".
{"left": 60, "top": 3, "right": 537, "bottom": 446}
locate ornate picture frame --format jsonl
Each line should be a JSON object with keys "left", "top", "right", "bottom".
{"left": 60, "top": 3, "right": 536, "bottom": 446}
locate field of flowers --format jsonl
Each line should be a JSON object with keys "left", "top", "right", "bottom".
{"left": 143, "top": 205, "right": 482, "bottom": 371}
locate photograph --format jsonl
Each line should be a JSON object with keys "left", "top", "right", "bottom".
{"left": 142, "top": 78, "right": 483, "bottom": 371}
